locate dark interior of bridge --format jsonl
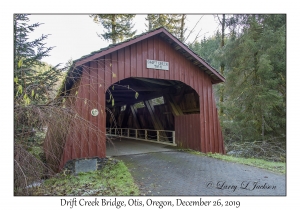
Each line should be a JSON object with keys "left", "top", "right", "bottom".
{"left": 105, "top": 77, "right": 200, "bottom": 132}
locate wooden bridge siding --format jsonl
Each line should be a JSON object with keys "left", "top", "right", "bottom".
{"left": 89, "top": 60, "right": 99, "bottom": 157}
{"left": 59, "top": 35, "right": 225, "bottom": 168}
{"left": 129, "top": 36, "right": 223, "bottom": 152}
{"left": 97, "top": 58, "right": 106, "bottom": 158}
{"left": 175, "top": 114, "right": 201, "bottom": 150}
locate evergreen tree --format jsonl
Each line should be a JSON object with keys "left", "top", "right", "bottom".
{"left": 189, "top": 32, "right": 225, "bottom": 106}
{"left": 145, "top": 14, "right": 185, "bottom": 40}
{"left": 90, "top": 14, "right": 136, "bottom": 44}
{"left": 222, "top": 14, "right": 286, "bottom": 143}
{"left": 14, "top": 14, "right": 64, "bottom": 194}
{"left": 179, "top": 14, "right": 187, "bottom": 42}
{"left": 14, "top": 14, "right": 61, "bottom": 106}
{"left": 189, "top": 33, "right": 222, "bottom": 69}
{"left": 216, "top": 14, "right": 227, "bottom": 115}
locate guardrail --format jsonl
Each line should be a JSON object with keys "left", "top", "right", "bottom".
{"left": 106, "top": 128, "right": 176, "bottom": 146}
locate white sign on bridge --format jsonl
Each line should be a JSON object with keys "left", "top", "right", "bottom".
{"left": 146, "top": 59, "right": 169, "bottom": 70}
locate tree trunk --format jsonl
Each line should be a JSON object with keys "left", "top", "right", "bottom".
{"left": 219, "top": 14, "right": 225, "bottom": 116}
{"left": 111, "top": 15, "right": 116, "bottom": 44}
{"left": 180, "top": 15, "right": 186, "bottom": 42}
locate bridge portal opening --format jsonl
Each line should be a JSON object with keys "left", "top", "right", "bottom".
{"left": 105, "top": 77, "right": 200, "bottom": 148}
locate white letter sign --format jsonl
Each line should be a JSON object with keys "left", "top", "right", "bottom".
{"left": 146, "top": 59, "right": 169, "bottom": 70}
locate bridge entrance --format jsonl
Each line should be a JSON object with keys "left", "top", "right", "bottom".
{"left": 105, "top": 77, "right": 200, "bottom": 149}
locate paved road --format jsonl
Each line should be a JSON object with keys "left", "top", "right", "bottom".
{"left": 115, "top": 151, "right": 286, "bottom": 196}
{"left": 106, "top": 138, "right": 175, "bottom": 156}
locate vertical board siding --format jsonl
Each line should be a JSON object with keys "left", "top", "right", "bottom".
{"left": 158, "top": 37, "right": 165, "bottom": 79}
{"left": 111, "top": 52, "right": 118, "bottom": 84}
{"left": 153, "top": 37, "right": 159, "bottom": 79}
{"left": 83, "top": 65, "right": 90, "bottom": 157}
{"left": 89, "top": 60, "right": 98, "bottom": 157}
{"left": 175, "top": 114, "right": 201, "bottom": 150}
{"left": 148, "top": 37, "right": 154, "bottom": 79}
{"left": 199, "top": 72, "right": 206, "bottom": 153}
{"left": 142, "top": 40, "right": 148, "bottom": 78}
{"left": 130, "top": 44, "right": 137, "bottom": 77}
{"left": 98, "top": 57, "right": 106, "bottom": 158}
{"left": 118, "top": 49, "right": 125, "bottom": 80}
{"left": 104, "top": 54, "right": 112, "bottom": 92}
{"left": 136, "top": 42, "right": 143, "bottom": 77}
{"left": 57, "top": 35, "right": 225, "bottom": 169}
{"left": 124, "top": 47, "right": 131, "bottom": 79}
{"left": 163, "top": 40, "right": 170, "bottom": 80}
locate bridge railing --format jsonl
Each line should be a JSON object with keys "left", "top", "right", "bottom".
{"left": 106, "top": 128, "right": 176, "bottom": 146}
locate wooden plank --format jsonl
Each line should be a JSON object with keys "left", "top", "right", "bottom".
{"left": 144, "top": 100, "right": 168, "bottom": 140}
{"left": 199, "top": 71, "right": 206, "bottom": 153}
{"left": 142, "top": 39, "right": 148, "bottom": 78}
{"left": 182, "top": 108, "right": 200, "bottom": 113}
{"left": 130, "top": 44, "right": 137, "bottom": 77}
{"left": 147, "top": 37, "right": 154, "bottom": 79}
{"left": 81, "top": 64, "right": 90, "bottom": 157}
{"left": 153, "top": 36, "right": 159, "bottom": 79}
{"left": 158, "top": 37, "right": 165, "bottom": 80}
{"left": 189, "top": 61, "right": 194, "bottom": 90}
{"left": 203, "top": 76, "right": 210, "bottom": 153}
{"left": 179, "top": 52, "right": 184, "bottom": 82}
{"left": 121, "top": 105, "right": 131, "bottom": 128}
{"left": 124, "top": 46, "right": 131, "bottom": 79}
{"left": 73, "top": 69, "right": 85, "bottom": 159}
{"left": 98, "top": 58, "right": 105, "bottom": 156}
{"left": 111, "top": 51, "right": 118, "bottom": 84}
{"left": 89, "top": 60, "right": 98, "bottom": 157}
{"left": 117, "top": 48, "right": 125, "bottom": 81}
{"left": 184, "top": 55, "right": 189, "bottom": 85}
{"left": 136, "top": 42, "right": 143, "bottom": 77}
{"left": 130, "top": 105, "right": 141, "bottom": 129}
{"left": 104, "top": 54, "right": 112, "bottom": 92}
{"left": 164, "top": 94, "right": 184, "bottom": 116}
{"left": 132, "top": 78, "right": 171, "bottom": 86}
{"left": 163, "top": 40, "right": 170, "bottom": 80}
{"left": 207, "top": 84, "right": 214, "bottom": 153}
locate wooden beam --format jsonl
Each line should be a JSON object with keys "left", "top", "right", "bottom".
{"left": 121, "top": 105, "right": 130, "bottom": 128}
{"left": 132, "top": 78, "right": 172, "bottom": 86}
{"left": 164, "top": 94, "right": 184, "bottom": 116}
{"left": 183, "top": 108, "right": 200, "bottom": 113}
{"left": 130, "top": 105, "right": 141, "bottom": 129}
{"left": 144, "top": 100, "right": 169, "bottom": 141}
{"left": 109, "top": 87, "right": 163, "bottom": 92}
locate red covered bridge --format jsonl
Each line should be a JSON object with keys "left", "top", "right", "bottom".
{"left": 44, "top": 27, "right": 225, "bottom": 171}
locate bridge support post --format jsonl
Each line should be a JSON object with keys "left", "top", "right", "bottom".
{"left": 172, "top": 131, "right": 175, "bottom": 145}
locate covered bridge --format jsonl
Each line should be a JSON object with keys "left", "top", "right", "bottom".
{"left": 44, "top": 27, "right": 225, "bottom": 171}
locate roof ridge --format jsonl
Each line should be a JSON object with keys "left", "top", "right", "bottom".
{"left": 72, "top": 27, "right": 224, "bottom": 83}
{"left": 74, "top": 27, "right": 167, "bottom": 63}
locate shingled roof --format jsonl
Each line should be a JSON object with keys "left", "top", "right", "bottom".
{"left": 73, "top": 27, "right": 225, "bottom": 84}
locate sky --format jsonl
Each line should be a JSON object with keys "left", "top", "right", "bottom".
{"left": 28, "top": 15, "right": 220, "bottom": 67}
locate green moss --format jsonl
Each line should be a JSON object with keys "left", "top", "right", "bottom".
{"left": 34, "top": 160, "right": 139, "bottom": 196}
{"left": 188, "top": 150, "right": 286, "bottom": 174}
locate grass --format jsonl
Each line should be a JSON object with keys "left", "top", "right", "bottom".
{"left": 33, "top": 160, "right": 140, "bottom": 196}
{"left": 187, "top": 150, "right": 286, "bottom": 174}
